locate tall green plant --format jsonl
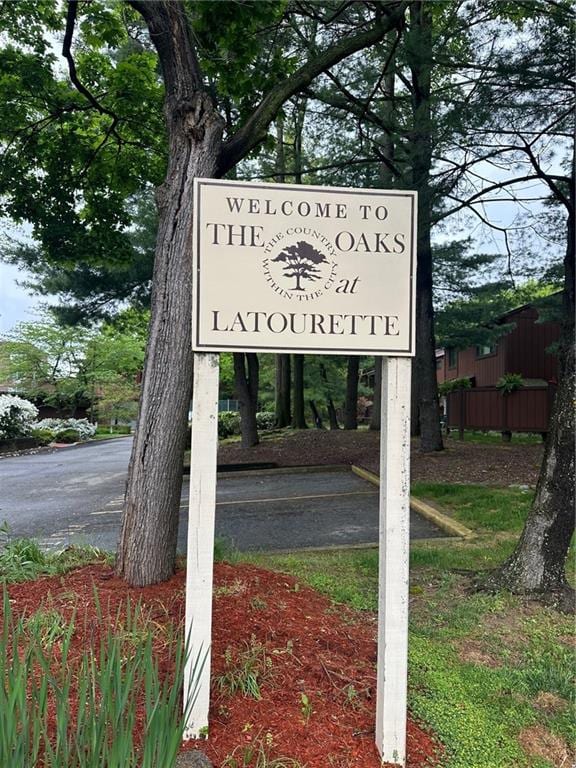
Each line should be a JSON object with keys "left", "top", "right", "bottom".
{"left": 0, "top": 592, "right": 204, "bottom": 767}
{"left": 496, "top": 373, "right": 524, "bottom": 395}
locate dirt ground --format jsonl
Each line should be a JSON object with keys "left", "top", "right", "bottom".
{"left": 219, "top": 430, "right": 544, "bottom": 487}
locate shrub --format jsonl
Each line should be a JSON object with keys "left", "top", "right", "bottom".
{"left": 496, "top": 373, "right": 524, "bottom": 395}
{"left": 438, "top": 377, "right": 472, "bottom": 397}
{"left": 53, "top": 429, "right": 80, "bottom": 444}
{"left": 218, "top": 411, "right": 241, "bottom": 438}
{"left": 30, "top": 428, "right": 55, "bottom": 446}
{"left": 255, "top": 411, "right": 275, "bottom": 431}
{"left": 0, "top": 395, "right": 39, "bottom": 440}
{"left": 35, "top": 418, "right": 96, "bottom": 442}
{"left": 0, "top": 594, "right": 203, "bottom": 767}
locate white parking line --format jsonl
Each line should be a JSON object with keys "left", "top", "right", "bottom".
{"left": 90, "top": 489, "right": 377, "bottom": 516}
{"left": 215, "top": 490, "right": 377, "bottom": 506}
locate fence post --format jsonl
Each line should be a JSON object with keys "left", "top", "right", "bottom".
{"left": 501, "top": 393, "right": 511, "bottom": 443}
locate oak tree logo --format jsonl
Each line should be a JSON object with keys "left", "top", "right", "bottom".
{"left": 272, "top": 240, "right": 329, "bottom": 291}
{"left": 262, "top": 229, "right": 338, "bottom": 300}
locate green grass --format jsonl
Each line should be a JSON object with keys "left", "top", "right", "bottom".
{"left": 409, "top": 635, "right": 539, "bottom": 768}
{"left": 246, "top": 546, "right": 574, "bottom": 767}
{"left": 410, "top": 537, "right": 520, "bottom": 572}
{"left": 412, "top": 482, "right": 534, "bottom": 533}
{"left": 241, "top": 548, "right": 380, "bottom": 611}
{"left": 244, "top": 530, "right": 574, "bottom": 768}
{"left": 0, "top": 530, "right": 112, "bottom": 583}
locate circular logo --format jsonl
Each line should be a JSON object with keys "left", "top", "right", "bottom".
{"left": 262, "top": 227, "right": 338, "bottom": 301}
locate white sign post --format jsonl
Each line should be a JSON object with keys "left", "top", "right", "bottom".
{"left": 184, "top": 179, "right": 416, "bottom": 766}
{"left": 376, "top": 356, "right": 412, "bottom": 763}
{"left": 183, "top": 352, "right": 220, "bottom": 736}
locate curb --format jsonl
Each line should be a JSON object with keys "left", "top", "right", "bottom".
{"left": 48, "top": 436, "right": 132, "bottom": 450}
{"left": 350, "top": 465, "right": 476, "bottom": 540}
{"left": 89, "top": 435, "right": 132, "bottom": 445}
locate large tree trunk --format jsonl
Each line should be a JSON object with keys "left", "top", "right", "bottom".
{"left": 414, "top": 272, "right": 443, "bottom": 450}
{"left": 116, "top": 0, "right": 407, "bottom": 585}
{"left": 290, "top": 102, "right": 308, "bottom": 431}
{"left": 486, "top": 194, "right": 575, "bottom": 609}
{"left": 116, "top": 5, "right": 224, "bottom": 586}
{"left": 234, "top": 352, "right": 260, "bottom": 448}
{"left": 275, "top": 354, "right": 291, "bottom": 427}
{"left": 343, "top": 355, "right": 359, "bottom": 430}
{"left": 409, "top": 2, "right": 443, "bottom": 452}
{"left": 273, "top": 116, "right": 292, "bottom": 430}
{"left": 292, "top": 354, "right": 307, "bottom": 429}
{"left": 370, "top": 52, "right": 394, "bottom": 435}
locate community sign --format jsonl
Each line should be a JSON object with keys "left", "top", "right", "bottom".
{"left": 192, "top": 179, "right": 417, "bottom": 356}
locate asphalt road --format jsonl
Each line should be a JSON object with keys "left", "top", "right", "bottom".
{"left": 0, "top": 438, "right": 444, "bottom": 552}
{"left": 0, "top": 438, "right": 134, "bottom": 549}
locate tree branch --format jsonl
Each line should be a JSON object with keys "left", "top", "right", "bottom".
{"left": 219, "top": 1, "right": 408, "bottom": 174}
{"left": 242, "top": 156, "right": 377, "bottom": 181}
{"left": 63, "top": 1, "right": 118, "bottom": 122}
{"left": 518, "top": 138, "right": 572, "bottom": 211}
{"left": 304, "top": 71, "right": 403, "bottom": 178}
{"left": 128, "top": 0, "right": 204, "bottom": 100}
{"left": 436, "top": 173, "right": 566, "bottom": 222}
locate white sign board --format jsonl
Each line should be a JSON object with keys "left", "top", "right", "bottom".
{"left": 193, "top": 179, "right": 416, "bottom": 356}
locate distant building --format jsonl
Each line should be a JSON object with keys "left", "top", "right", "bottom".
{"left": 437, "top": 299, "right": 560, "bottom": 437}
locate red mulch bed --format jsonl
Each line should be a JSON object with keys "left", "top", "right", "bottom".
{"left": 4, "top": 563, "right": 441, "bottom": 768}
{"left": 219, "top": 430, "right": 544, "bottom": 487}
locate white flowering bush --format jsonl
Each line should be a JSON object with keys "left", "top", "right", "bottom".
{"left": 0, "top": 395, "right": 39, "bottom": 439}
{"left": 35, "top": 418, "right": 97, "bottom": 442}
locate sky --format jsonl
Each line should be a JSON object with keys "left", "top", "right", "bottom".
{"left": 0, "top": 217, "right": 52, "bottom": 334}
{"left": 0, "top": 262, "right": 44, "bottom": 334}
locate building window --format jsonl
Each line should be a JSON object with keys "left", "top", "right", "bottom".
{"left": 476, "top": 343, "right": 496, "bottom": 357}
{"left": 448, "top": 348, "right": 457, "bottom": 368}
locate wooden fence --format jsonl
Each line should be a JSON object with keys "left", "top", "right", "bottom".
{"left": 445, "top": 385, "right": 556, "bottom": 438}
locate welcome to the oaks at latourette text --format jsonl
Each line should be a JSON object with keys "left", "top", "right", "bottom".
{"left": 203, "top": 193, "right": 409, "bottom": 338}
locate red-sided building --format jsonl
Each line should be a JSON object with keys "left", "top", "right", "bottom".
{"left": 437, "top": 300, "right": 561, "bottom": 435}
